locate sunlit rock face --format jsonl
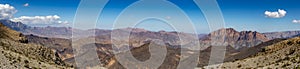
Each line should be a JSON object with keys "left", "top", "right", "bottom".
{"left": 201, "top": 28, "right": 269, "bottom": 49}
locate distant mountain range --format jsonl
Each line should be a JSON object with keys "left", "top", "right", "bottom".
{"left": 263, "top": 31, "right": 300, "bottom": 39}
{"left": 1, "top": 20, "right": 300, "bottom": 68}
{"left": 0, "top": 20, "right": 74, "bottom": 38}
{"left": 2, "top": 19, "right": 300, "bottom": 49}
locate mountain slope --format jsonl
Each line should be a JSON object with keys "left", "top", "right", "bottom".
{"left": 224, "top": 38, "right": 286, "bottom": 62}
{"left": 202, "top": 28, "right": 269, "bottom": 49}
{"left": 106, "top": 42, "right": 199, "bottom": 69}
{"left": 25, "top": 35, "right": 73, "bottom": 60}
{"left": 0, "top": 22, "right": 72, "bottom": 69}
{"left": 206, "top": 37, "right": 300, "bottom": 69}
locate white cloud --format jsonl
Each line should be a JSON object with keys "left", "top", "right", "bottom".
{"left": 0, "top": 4, "right": 69, "bottom": 26}
{"left": 23, "top": 3, "right": 29, "bottom": 7}
{"left": 0, "top": 4, "right": 17, "bottom": 20}
{"left": 292, "top": 20, "right": 300, "bottom": 23}
{"left": 264, "top": 9, "right": 287, "bottom": 18}
{"left": 11, "top": 15, "right": 69, "bottom": 25}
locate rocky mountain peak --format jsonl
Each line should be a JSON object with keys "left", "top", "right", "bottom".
{"left": 215, "top": 28, "right": 237, "bottom": 32}
{"left": 203, "top": 28, "right": 269, "bottom": 49}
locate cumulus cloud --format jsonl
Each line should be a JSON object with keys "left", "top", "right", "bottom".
{"left": 0, "top": 4, "right": 69, "bottom": 26}
{"left": 11, "top": 15, "right": 69, "bottom": 25}
{"left": 0, "top": 4, "right": 17, "bottom": 20}
{"left": 265, "top": 9, "right": 287, "bottom": 18}
{"left": 23, "top": 3, "right": 29, "bottom": 7}
{"left": 292, "top": 20, "right": 300, "bottom": 23}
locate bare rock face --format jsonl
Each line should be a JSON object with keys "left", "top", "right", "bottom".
{"left": 202, "top": 28, "right": 269, "bottom": 49}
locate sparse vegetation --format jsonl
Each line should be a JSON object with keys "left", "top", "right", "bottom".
{"left": 282, "top": 63, "right": 291, "bottom": 67}
{"left": 0, "top": 23, "right": 73, "bottom": 69}
{"left": 24, "top": 64, "right": 30, "bottom": 68}
{"left": 24, "top": 60, "right": 29, "bottom": 64}
{"left": 205, "top": 37, "right": 300, "bottom": 68}
{"left": 237, "top": 64, "right": 242, "bottom": 68}
{"left": 294, "top": 66, "right": 300, "bottom": 69}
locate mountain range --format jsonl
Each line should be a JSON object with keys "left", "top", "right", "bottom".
{"left": 1, "top": 19, "right": 300, "bottom": 68}
{"left": 264, "top": 31, "right": 300, "bottom": 39}
{"left": 201, "top": 28, "right": 269, "bottom": 49}
{"left": 2, "top": 20, "right": 300, "bottom": 49}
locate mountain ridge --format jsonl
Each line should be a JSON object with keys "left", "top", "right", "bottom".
{"left": 201, "top": 28, "right": 269, "bottom": 49}
{"left": 2, "top": 19, "right": 300, "bottom": 41}
{"left": 206, "top": 36, "right": 300, "bottom": 68}
{"left": 0, "top": 22, "right": 72, "bottom": 69}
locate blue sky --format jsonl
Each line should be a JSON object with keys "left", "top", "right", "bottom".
{"left": 0, "top": 0, "right": 300, "bottom": 33}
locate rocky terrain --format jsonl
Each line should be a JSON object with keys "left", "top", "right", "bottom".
{"left": 204, "top": 37, "right": 300, "bottom": 69}
{"left": 3, "top": 19, "right": 300, "bottom": 49}
{"left": 25, "top": 35, "right": 74, "bottom": 60}
{"left": 25, "top": 34, "right": 116, "bottom": 67}
{"left": 0, "top": 22, "right": 73, "bottom": 69}
{"left": 201, "top": 28, "right": 269, "bottom": 49}
{"left": 1, "top": 20, "right": 199, "bottom": 47}
{"left": 101, "top": 36, "right": 300, "bottom": 69}
{"left": 2, "top": 19, "right": 300, "bottom": 69}
{"left": 106, "top": 42, "right": 199, "bottom": 69}
{"left": 224, "top": 38, "right": 287, "bottom": 62}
